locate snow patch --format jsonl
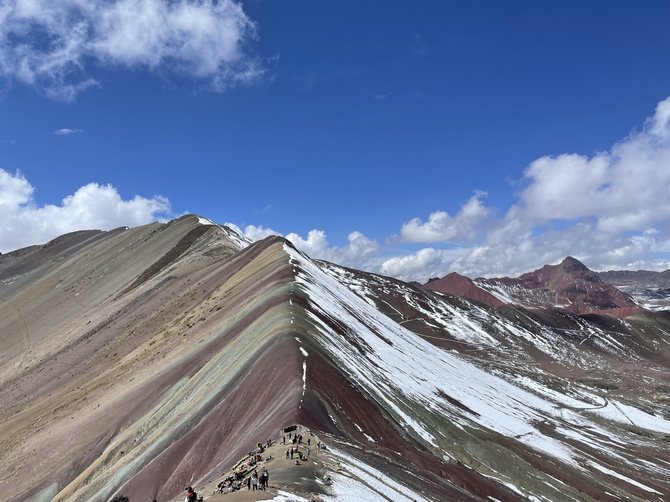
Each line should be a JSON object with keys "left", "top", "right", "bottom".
{"left": 323, "top": 447, "right": 429, "bottom": 502}
{"left": 197, "top": 216, "right": 214, "bottom": 225}
{"left": 590, "top": 462, "right": 662, "bottom": 494}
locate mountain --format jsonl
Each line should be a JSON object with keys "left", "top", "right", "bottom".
{"left": 425, "top": 272, "right": 505, "bottom": 308}
{"left": 427, "top": 257, "right": 645, "bottom": 316}
{"left": 1, "top": 216, "right": 670, "bottom": 501}
{"left": 599, "top": 269, "right": 670, "bottom": 311}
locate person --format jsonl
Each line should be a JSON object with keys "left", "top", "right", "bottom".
{"left": 247, "top": 476, "right": 251, "bottom": 490}
{"left": 286, "top": 448, "right": 289, "bottom": 459}
{"left": 251, "top": 472, "right": 258, "bottom": 491}
{"left": 307, "top": 438, "right": 311, "bottom": 446}
{"left": 185, "top": 487, "right": 197, "bottom": 502}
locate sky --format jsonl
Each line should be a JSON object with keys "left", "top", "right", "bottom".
{"left": 1, "top": 0, "right": 670, "bottom": 281}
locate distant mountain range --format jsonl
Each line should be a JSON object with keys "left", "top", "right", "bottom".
{"left": 425, "top": 256, "right": 670, "bottom": 317}
{"left": 1, "top": 216, "right": 669, "bottom": 501}
{"left": 599, "top": 269, "right": 670, "bottom": 311}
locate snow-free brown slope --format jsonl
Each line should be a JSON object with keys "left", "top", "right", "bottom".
{"left": 425, "top": 272, "right": 504, "bottom": 308}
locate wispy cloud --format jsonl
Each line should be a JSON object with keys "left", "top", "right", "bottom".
{"left": 0, "top": 0, "right": 264, "bottom": 101}
{"left": 374, "top": 92, "right": 394, "bottom": 100}
{"left": 293, "top": 72, "right": 320, "bottom": 91}
{"left": 54, "top": 128, "right": 83, "bottom": 136}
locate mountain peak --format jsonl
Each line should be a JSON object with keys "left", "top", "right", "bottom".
{"left": 559, "top": 256, "right": 590, "bottom": 272}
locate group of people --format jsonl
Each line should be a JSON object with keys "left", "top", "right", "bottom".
{"left": 283, "top": 431, "right": 313, "bottom": 464}
{"left": 286, "top": 445, "right": 308, "bottom": 463}
{"left": 216, "top": 437, "right": 276, "bottom": 494}
{"left": 282, "top": 432, "right": 308, "bottom": 446}
{"left": 247, "top": 469, "right": 270, "bottom": 490}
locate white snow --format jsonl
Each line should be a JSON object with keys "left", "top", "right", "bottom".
{"left": 282, "top": 245, "right": 670, "bottom": 499}
{"left": 322, "top": 447, "right": 430, "bottom": 502}
{"left": 299, "top": 346, "right": 309, "bottom": 357}
{"left": 285, "top": 244, "right": 577, "bottom": 464}
{"left": 589, "top": 400, "right": 670, "bottom": 433}
{"left": 196, "top": 216, "right": 214, "bottom": 225}
{"left": 590, "top": 462, "right": 662, "bottom": 494}
{"left": 302, "top": 361, "right": 307, "bottom": 392}
{"left": 259, "top": 490, "right": 310, "bottom": 502}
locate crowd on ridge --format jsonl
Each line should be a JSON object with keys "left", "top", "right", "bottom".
{"left": 109, "top": 426, "right": 320, "bottom": 501}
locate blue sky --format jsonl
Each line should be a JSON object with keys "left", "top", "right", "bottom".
{"left": 1, "top": 1, "right": 670, "bottom": 280}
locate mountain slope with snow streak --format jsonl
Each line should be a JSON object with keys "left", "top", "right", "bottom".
{"left": 314, "top": 259, "right": 670, "bottom": 501}
{"left": 1, "top": 216, "right": 669, "bottom": 501}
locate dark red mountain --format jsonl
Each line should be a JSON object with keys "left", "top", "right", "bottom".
{"left": 425, "top": 272, "right": 504, "bottom": 308}
{"left": 425, "top": 257, "right": 644, "bottom": 316}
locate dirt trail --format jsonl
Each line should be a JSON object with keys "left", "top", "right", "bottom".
{"left": 187, "top": 425, "right": 332, "bottom": 502}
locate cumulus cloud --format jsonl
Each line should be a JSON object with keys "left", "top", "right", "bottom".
{"left": 0, "top": 168, "right": 171, "bottom": 252}
{"left": 225, "top": 222, "right": 380, "bottom": 271}
{"left": 224, "top": 223, "right": 278, "bottom": 242}
{"left": 448, "top": 96, "right": 670, "bottom": 277}
{"left": 379, "top": 248, "right": 470, "bottom": 283}
{"left": 401, "top": 191, "right": 490, "bottom": 243}
{"left": 54, "top": 128, "right": 83, "bottom": 135}
{"left": 0, "top": 0, "right": 262, "bottom": 100}
{"left": 285, "top": 230, "right": 380, "bottom": 268}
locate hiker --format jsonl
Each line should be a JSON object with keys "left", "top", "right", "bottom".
{"left": 265, "top": 469, "right": 270, "bottom": 487}
{"left": 247, "top": 477, "right": 251, "bottom": 490}
{"left": 185, "top": 487, "right": 197, "bottom": 502}
{"left": 283, "top": 435, "right": 286, "bottom": 444}
{"left": 251, "top": 472, "right": 258, "bottom": 491}
{"left": 286, "top": 448, "right": 289, "bottom": 459}
{"left": 290, "top": 448, "right": 294, "bottom": 459}
{"left": 307, "top": 438, "right": 311, "bottom": 446}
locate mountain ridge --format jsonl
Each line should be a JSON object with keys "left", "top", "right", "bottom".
{"left": 1, "top": 215, "right": 670, "bottom": 501}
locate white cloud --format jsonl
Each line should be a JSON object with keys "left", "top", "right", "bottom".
{"left": 285, "top": 229, "right": 380, "bottom": 268}
{"left": 448, "top": 96, "right": 670, "bottom": 277}
{"left": 54, "top": 128, "right": 83, "bottom": 135}
{"left": 225, "top": 222, "right": 380, "bottom": 271}
{"left": 0, "top": 0, "right": 262, "bottom": 101}
{"left": 379, "top": 247, "right": 470, "bottom": 283}
{"left": 0, "top": 168, "right": 171, "bottom": 252}
{"left": 400, "top": 191, "right": 490, "bottom": 243}
{"left": 224, "top": 223, "right": 278, "bottom": 242}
